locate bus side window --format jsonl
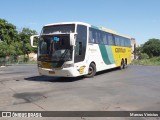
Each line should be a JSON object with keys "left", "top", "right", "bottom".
{"left": 99, "top": 31, "right": 104, "bottom": 44}
{"left": 120, "top": 37, "right": 125, "bottom": 46}
{"left": 89, "top": 29, "right": 94, "bottom": 43}
{"left": 102, "top": 32, "right": 107, "bottom": 45}
{"left": 92, "top": 29, "right": 96, "bottom": 43}
{"left": 115, "top": 36, "right": 120, "bottom": 46}
{"left": 108, "top": 33, "right": 114, "bottom": 45}
{"left": 96, "top": 31, "right": 99, "bottom": 44}
{"left": 126, "top": 38, "right": 131, "bottom": 47}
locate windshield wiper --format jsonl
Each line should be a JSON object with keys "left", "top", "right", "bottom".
{"left": 59, "top": 49, "right": 70, "bottom": 61}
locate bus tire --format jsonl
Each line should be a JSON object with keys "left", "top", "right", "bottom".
{"left": 120, "top": 60, "right": 125, "bottom": 69}
{"left": 125, "top": 59, "right": 127, "bottom": 68}
{"left": 85, "top": 63, "right": 96, "bottom": 78}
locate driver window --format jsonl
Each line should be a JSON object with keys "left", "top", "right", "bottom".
{"left": 75, "top": 42, "right": 82, "bottom": 55}
{"left": 41, "top": 41, "right": 47, "bottom": 54}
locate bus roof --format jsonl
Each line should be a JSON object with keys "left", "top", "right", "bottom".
{"left": 44, "top": 22, "right": 90, "bottom": 27}
{"left": 44, "top": 22, "right": 131, "bottom": 39}
{"left": 94, "top": 26, "right": 131, "bottom": 39}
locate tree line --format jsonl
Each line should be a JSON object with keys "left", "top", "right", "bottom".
{"left": 0, "top": 18, "right": 37, "bottom": 62}
{"left": 135, "top": 39, "right": 160, "bottom": 59}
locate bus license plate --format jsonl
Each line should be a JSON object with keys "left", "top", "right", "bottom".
{"left": 49, "top": 71, "right": 55, "bottom": 74}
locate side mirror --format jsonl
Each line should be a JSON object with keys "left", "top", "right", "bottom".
{"left": 30, "top": 35, "right": 39, "bottom": 48}
{"left": 70, "top": 33, "right": 76, "bottom": 46}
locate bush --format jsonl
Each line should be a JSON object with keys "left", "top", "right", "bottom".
{"left": 138, "top": 53, "right": 149, "bottom": 60}
{"left": 142, "top": 39, "right": 160, "bottom": 57}
{"left": 132, "top": 57, "right": 160, "bottom": 65}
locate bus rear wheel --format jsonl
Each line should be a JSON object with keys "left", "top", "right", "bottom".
{"left": 85, "top": 63, "right": 96, "bottom": 78}
{"left": 120, "top": 60, "right": 126, "bottom": 69}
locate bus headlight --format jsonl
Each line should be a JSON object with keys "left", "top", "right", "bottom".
{"left": 63, "top": 63, "right": 74, "bottom": 68}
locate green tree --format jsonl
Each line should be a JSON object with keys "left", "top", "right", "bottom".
{"left": 0, "top": 18, "right": 38, "bottom": 63}
{"left": 19, "top": 28, "right": 37, "bottom": 57}
{"left": 0, "top": 41, "right": 8, "bottom": 57}
{"left": 142, "top": 39, "right": 160, "bottom": 57}
{"left": 138, "top": 53, "right": 149, "bottom": 60}
{"left": 0, "top": 19, "right": 18, "bottom": 44}
{"left": 134, "top": 46, "right": 142, "bottom": 57}
{"left": 0, "top": 19, "right": 20, "bottom": 60}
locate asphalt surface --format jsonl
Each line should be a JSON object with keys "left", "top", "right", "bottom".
{"left": 0, "top": 64, "right": 160, "bottom": 120}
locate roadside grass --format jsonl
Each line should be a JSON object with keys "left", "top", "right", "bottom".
{"left": 16, "top": 60, "right": 37, "bottom": 64}
{"left": 132, "top": 57, "right": 160, "bottom": 66}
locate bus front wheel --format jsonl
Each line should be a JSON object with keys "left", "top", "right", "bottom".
{"left": 85, "top": 63, "right": 96, "bottom": 78}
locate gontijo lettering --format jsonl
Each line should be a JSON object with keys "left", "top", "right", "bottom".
{"left": 115, "top": 48, "right": 126, "bottom": 53}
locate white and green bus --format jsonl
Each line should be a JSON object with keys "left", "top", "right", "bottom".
{"left": 30, "top": 22, "right": 131, "bottom": 77}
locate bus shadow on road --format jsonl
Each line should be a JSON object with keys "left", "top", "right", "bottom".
{"left": 24, "top": 76, "right": 84, "bottom": 83}
{"left": 24, "top": 67, "right": 123, "bottom": 82}
{"left": 95, "top": 67, "right": 120, "bottom": 76}
{"left": 24, "top": 67, "right": 121, "bottom": 82}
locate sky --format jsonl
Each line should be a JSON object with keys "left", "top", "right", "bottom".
{"left": 0, "top": 0, "right": 160, "bottom": 44}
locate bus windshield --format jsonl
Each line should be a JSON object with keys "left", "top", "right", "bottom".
{"left": 38, "top": 35, "right": 72, "bottom": 62}
{"left": 42, "top": 24, "right": 75, "bottom": 34}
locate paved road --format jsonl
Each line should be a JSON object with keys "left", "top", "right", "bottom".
{"left": 0, "top": 65, "right": 160, "bottom": 120}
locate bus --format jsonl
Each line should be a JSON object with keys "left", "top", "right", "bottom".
{"left": 30, "top": 22, "right": 131, "bottom": 77}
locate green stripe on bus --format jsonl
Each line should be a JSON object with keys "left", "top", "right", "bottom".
{"left": 99, "top": 45, "right": 112, "bottom": 64}
{"left": 105, "top": 46, "right": 115, "bottom": 64}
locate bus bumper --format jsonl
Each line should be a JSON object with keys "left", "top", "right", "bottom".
{"left": 38, "top": 67, "right": 82, "bottom": 77}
